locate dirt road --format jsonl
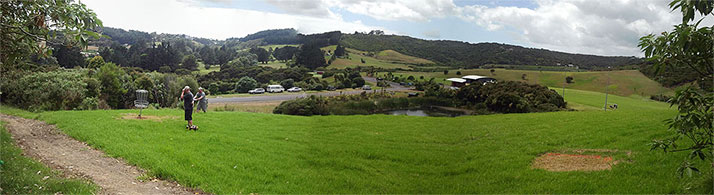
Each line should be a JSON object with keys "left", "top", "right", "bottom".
{"left": 0, "top": 114, "right": 202, "bottom": 195}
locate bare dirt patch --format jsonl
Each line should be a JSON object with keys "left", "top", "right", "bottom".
{"left": 0, "top": 114, "right": 201, "bottom": 194}
{"left": 118, "top": 113, "right": 177, "bottom": 121}
{"left": 532, "top": 149, "right": 632, "bottom": 172}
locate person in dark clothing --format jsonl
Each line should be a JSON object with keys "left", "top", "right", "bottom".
{"left": 180, "top": 86, "right": 195, "bottom": 129}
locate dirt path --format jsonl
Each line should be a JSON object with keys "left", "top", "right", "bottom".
{"left": 0, "top": 114, "right": 202, "bottom": 195}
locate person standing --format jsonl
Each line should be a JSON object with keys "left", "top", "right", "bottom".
{"left": 180, "top": 86, "right": 195, "bottom": 130}
{"left": 194, "top": 87, "right": 207, "bottom": 113}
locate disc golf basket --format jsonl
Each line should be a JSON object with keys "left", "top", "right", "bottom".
{"left": 134, "top": 90, "right": 149, "bottom": 119}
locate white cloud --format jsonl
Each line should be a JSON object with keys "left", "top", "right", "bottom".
{"left": 82, "top": 0, "right": 388, "bottom": 40}
{"left": 456, "top": 0, "right": 713, "bottom": 56}
{"left": 327, "top": 0, "right": 457, "bottom": 21}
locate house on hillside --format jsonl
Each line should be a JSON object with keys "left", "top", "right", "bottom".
{"left": 446, "top": 75, "right": 496, "bottom": 87}
{"left": 461, "top": 75, "right": 497, "bottom": 85}
{"left": 446, "top": 78, "right": 467, "bottom": 87}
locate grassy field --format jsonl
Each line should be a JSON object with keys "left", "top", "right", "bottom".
{"left": 259, "top": 61, "right": 288, "bottom": 69}
{"left": 375, "top": 50, "right": 434, "bottom": 65}
{"left": 0, "top": 121, "right": 97, "bottom": 194}
{"left": 195, "top": 63, "right": 220, "bottom": 75}
{"left": 3, "top": 88, "right": 707, "bottom": 193}
{"left": 386, "top": 69, "right": 672, "bottom": 97}
{"left": 321, "top": 46, "right": 435, "bottom": 70}
{"left": 259, "top": 44, "right": 299, "bottom": 51}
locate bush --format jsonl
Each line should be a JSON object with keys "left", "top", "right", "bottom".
{"left": 280, "top": 79, "right": 295, "bottom": 89}
{"left": 96, "top": 62, "right": 128, "bottom": 109}
{"left": 78, "top": 97, "right": 99, "bottom": 110}
{"left": 650, "top": 94, "right": 671, "bottom": 102}
{"left": 479, "top": 81, "right": 566, "bottom": 113}
{"left": 311, "top": 83, "right": 324, "bottom": 91}
{"left": 273, "top": 95, "right": 329, "bottom": 116}
{"left": 352, "top": 77, "right": 365, "bottom": 88}
{"left": 175, "top": 69, "right": 191, "bottom": 75}
{"left": 235, "top": 76, "right": 258, "bottom": 93}
{"left": 4, "top": 69, "right": 88, "bottom": 111}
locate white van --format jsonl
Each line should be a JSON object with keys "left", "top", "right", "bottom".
{"left": 267, "top": 85, "right": 285, "bottom": 93}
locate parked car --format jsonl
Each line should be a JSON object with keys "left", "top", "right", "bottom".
{"left": 267, "top": 85, "right": 284, "bottom": 93}
{"left": 362, "top": 85, "right": 372, "bottom": 90}
{"left": 327, "top": 85, "right": 336, "bottom": 91}
{"left": 248, "top": 88, "right": 265, "bottom": 94}
{"left": 287, "top": 87, "right": 302, "bottom": 92}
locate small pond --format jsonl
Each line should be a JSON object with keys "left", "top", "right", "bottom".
{"left": 384, "top": 107, "right": 467, "bottom": 117}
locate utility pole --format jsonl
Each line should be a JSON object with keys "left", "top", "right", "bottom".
{"left": 562, "top": 74, "right": 566, "bottom": 98}
{"left": 604, "top": 66, "right": 610, "bottom": 111}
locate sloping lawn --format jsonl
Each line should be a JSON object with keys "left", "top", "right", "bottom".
{"left": 33, "top": 89, "right": 710, "bottom": 193}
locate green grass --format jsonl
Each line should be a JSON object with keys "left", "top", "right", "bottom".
{"left": 0, "top": 122, "right": 97, "bottom": 194}
{"left": 259, "top": 44, "right": 299, "bottom": 51}
{"left": 30, "top": 88, "right": 711, "bottom": 193}
{"left": 259, "top": 61, "right": 288, "bottom": 69}
{"left": 388, "top": 69, "right": 673, "bottom": 97}
{"left": 0, "top": 105, "right": 40, "bottom": 119}
{"left": 194, "top": 63, "right": 220, "bottom": 75}
{"left": 321, "top": 46, "right": 416, "bottom": 70}
{"left": 376, "top": 50, "right": 434, "bottom": 64}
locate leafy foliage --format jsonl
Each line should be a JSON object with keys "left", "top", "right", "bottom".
{"left": 235, "top": 76, "right": 258, "bottom": 93}
{"left": 0, "top": 0, "right": 103, "bottom": 68}
{"left": 273, "top": 95, "right": 329, "bottom": 116}
{"left": 642, "top": 0, "right": 714, "bottom": 177}
{"left": 650, "top": 86, "right": 713, "bottom": 176}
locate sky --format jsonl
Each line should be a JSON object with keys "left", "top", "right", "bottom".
{"left": 81, "top": 0, "right": 713, "bottom": 57}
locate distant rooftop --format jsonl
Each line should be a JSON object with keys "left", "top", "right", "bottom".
{"left": 462, "top": 75, "right": 493, "bottom": 80}
{"left": 446, "top": 78, "right": 467, "bottom": 83}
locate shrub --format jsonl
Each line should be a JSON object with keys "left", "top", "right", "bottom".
{"left": 235, "top": 76, "right": 258, "bottom": 93}
{"left": 650, "top": 94, "right": 671, "bottom": 102}
{"left": 443, "top": 70, "right": 449, "bottom": 75}
{"left": 204, "top": 63, "right": 211, "bottom": 70}
{"left": 479, "top": 81, "right": 566, "bottom": 113}
{"left": 4, "top": 69, "right": 88, "bottom": 111}
{"left": 352, "top": 77, "right": 365, "bottom": 88}
{"left": 84, "top": 77, "right": 101, "bottom": 98}
{"left": 86, "top": 56, "right": 105, "bottom": 69}
{"left": 280, "top": 79, "right": 295, "bottom": 89}
{"left": 566, "top": 76, "right": 574, "bottom": 83}
{"left": 175, "top": 68, "right": 191, "bottom": 75}
{"left": 96, "top": 62, "right": 128, "bottom": 109}
{"left": 273, "top": 95, "right": 329, "bottom": 116}
{"left": 78, "top": 97, "right": 99, "bottom": 110}
{"left": 159, "top": 66, "right": 172, "bottom": 73}
{"left": 456, "top": 71, "right": 461, "bottom": 75}
{"left": 311, "top": 83, "right": 324, "bottom": 91}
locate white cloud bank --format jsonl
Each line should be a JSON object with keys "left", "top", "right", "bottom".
{"left": 82, "top": 0, "right": 387, "bottom": 40}
{"left": 265, "top": 0, "right": 712, "bottom": 56}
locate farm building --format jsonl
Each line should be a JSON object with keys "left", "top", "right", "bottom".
{"left": 446, "top": 78, "right": 467, "bottom": 87}
{"left": 447, "top": 75, "right": 496, "bottom": 87}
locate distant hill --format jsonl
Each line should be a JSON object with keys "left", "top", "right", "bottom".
{"left": 236, "top": 28, "right": 300, "bottom": 45}
{"left": 340, "top": 33, "right": 644, "bottom": 69}
{"left": 93, "top": 27, "right": 645, "bottom": 71}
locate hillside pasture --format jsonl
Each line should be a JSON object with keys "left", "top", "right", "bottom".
{"left": 387, "top": 69, "right": 672, "bottom": 97}
{"left": 7, "top": 89, "right": 708, "bottom": 194}
{"left": 321, "top": 46, "right": 437, "bottom": 70}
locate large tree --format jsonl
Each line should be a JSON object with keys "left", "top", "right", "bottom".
{"left": 295, "top": 43, "right": 326, "bottom": 70}
{"left": 1, "top": 0, "right": 103, "bottom": 69}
